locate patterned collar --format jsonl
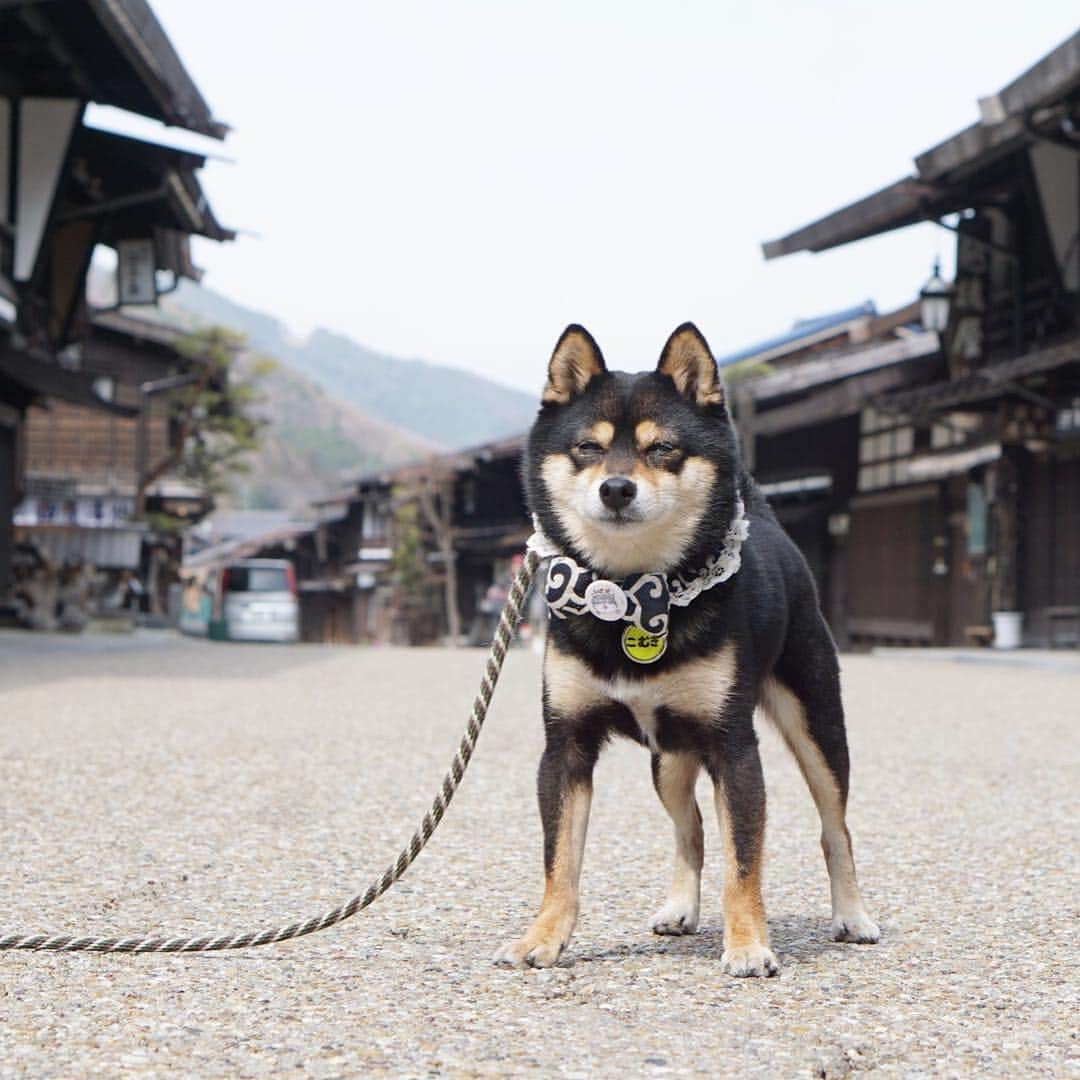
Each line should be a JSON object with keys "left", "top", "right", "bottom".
{"left": 526, "top": 494, "right": 750, "bottom": 638}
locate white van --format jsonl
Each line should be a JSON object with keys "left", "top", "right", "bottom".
{"left": 211, "top": 558, "right": 300, "bottom": 643}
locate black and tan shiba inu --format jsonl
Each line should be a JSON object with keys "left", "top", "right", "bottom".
{"left": 494, "top": 323, "right": 879, "bottom": 977}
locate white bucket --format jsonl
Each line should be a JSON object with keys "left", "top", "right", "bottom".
{"left": 991, "top": 611, "right": 1023, "bottom": 650}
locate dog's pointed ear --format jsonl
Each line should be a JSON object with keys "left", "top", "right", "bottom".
{"left": 657, "top": 323, "right": 724, "bottom": 408}
{"left": 543, "top": 324, "right": 607, "bottom": 404}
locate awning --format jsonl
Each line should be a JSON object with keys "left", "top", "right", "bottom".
{"left": 758, "top": 474, "right": 833, "bottom": 499}
{"left": 906, "top": 442, "right": 1001, "bottom": 481}
{"left": 17, "top": 524, "right": 147, "bottom": 569}
{"left": 182, "top": 523, "right": 316, "bottom": 571}
{"left": 90, "top": 308, "right": 183, "bottom": 349}
{"left": 0, "top": 349, "right": 138, "bottom": 416}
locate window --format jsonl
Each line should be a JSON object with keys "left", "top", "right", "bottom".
{"left": 224, "top": 566, "right": 290, "bottom": 593}
{"left": 966, "top": 483, "right": 988, "bottom": 556}
{"left": 1057, "top": 397, "right": 1080, "bottom": 435}
{"left": 857, "top": 408, "right": 916, "bottom": 492}
{"left": 362, "top": 500, "right": 388, "bottom": 541}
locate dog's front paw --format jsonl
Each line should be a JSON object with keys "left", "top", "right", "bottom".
{"left": 831, "top": 910, "right": 880, "bottom": 944}
{"left": 649, "top": 900, "right": 699, "bottom": 936}
{"left": 721, "top": 943, "right": 779, "bottom": 978}
{"left": 492, "top": 931, "right": 566, "bottom": 969}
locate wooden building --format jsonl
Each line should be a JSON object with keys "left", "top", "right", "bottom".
{"left": 0, "top": 0, "right": 231, "bottom": 604}
{"left": 724, "top": 303, "right": 942, "bottom": 644}
{"left": 314, "top": 437, "right": 531, "bottom": 646}
{"left": 403, "top": 435, "right": 531, "bottom": 641}
{"left": 14, "top": 311, "right": 216, "bottom": 615}
{"left": 214, "top": 434, "right": 535, "bottom": 648}
{"left": 755, "top": 30, "right": 1080, "bottom": 648}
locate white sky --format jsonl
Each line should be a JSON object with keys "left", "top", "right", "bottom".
{"left": 100, "top": 3, "right": 1079, "bottom": 395}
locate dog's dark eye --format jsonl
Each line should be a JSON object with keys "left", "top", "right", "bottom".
{"left": 647, "top": 441, "right": 677, "bottom": 455}
{"left": 574, "top": 440, "right": 604, "bottom": 455}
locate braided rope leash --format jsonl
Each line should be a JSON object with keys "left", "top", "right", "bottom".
{"left": 0, "top": 550, "right": 541, "bottom": 954}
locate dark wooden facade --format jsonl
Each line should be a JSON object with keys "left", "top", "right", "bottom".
{"left": 450, "top": 440, "right": 530, "bottom": 634}
{"left": 1023, "top": 448, "right": 1080, "bottom": 646}
{"left": 0, "top": 1, "right": 230, "bottom": 606}
{"left": 754, "top": 29, "right": 1080, "bottom": 648}
{"left": 219, "top": 437, "right": 533, "bottom": 647}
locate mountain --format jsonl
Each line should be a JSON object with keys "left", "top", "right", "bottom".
{"left": 228, "top": 353, "right": 438, "bottom": 512}
{"left": 87, "top": 268, "right": 437, "bottom": 511}
{"left": 163, "top": 282, "right": 538, "bottom": 449}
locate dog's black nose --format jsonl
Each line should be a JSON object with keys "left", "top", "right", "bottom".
{"left": 599, "top": 476, "right": 637, "bottom": 511}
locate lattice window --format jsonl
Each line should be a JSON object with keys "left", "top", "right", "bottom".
{"left": 857, "top": 407, "right": 917, "bottom": 492}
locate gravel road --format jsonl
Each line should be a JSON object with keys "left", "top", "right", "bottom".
{"left": 0, "top": 632, "right": 1077, "bottom": 1077}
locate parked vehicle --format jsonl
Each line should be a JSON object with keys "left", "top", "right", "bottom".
{"left": 181, "top": 558, "right": 300, "bottom": 642}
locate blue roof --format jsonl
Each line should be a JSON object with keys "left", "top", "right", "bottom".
{"left": 717, "top": 301, "right": 877, "bottom": 368}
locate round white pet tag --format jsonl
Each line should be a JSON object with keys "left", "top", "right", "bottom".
{"left": 584, "top": 579, "right": 628, "bottom": 621}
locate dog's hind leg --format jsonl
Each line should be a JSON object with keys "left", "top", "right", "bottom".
{"left": 765, "top": 618, "right": 880, "bottom": 944}
{"left": 649, "top": 752, "right": 704, "bottom": 936}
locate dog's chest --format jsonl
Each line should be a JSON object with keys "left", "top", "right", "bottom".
{"left": 582, "top": 642, "right": 738, "bottom": 751}
{"left": 603, "top": 675, "right": 667, "bottom": 749}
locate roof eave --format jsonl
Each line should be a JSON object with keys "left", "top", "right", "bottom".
{"left": 0, "top": 348, "right": 139, "bottom": 416}
{"left": 761, "top": 177, "right": 951, "bottom": 261}
{"left": 913, "top": 114, "right": 1029, "bottom": 184}
{"left": 760, "top": 29, "right": 1080, "bottom": 259}
{"left": 165, "top": 171, "right": 236, "bottom": 243}
{"left": 976, "top": 29, "right": 1080, "bottom": 125}
{"left": 87, "top": 0, "right": 230, "bottom": 140}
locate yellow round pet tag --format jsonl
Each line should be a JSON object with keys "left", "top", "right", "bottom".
{"left": 622, "top": 625, "right": 667, "bottom": 664}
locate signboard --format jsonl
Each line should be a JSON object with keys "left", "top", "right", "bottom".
{"left": 945, "top": 215, "right": 991, "bottom": 379}
{"left": 117, "top": 238, "right": 157, "bottom": 305}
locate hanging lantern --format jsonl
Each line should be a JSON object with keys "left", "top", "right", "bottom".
{"left": 919, "top": 258, "right": 952, "bottom": 333}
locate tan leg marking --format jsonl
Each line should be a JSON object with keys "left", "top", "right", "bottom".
{"left": 714, "top": 780, "right": 778, "bottom": 976}
{"left": 493, "top": 782, "right": 592, "bottom": 968}
{"left": 650, "top": 753, "right": 704, "bottom": 935}
{"left": 760, "top": 678, "right": 879, "bottom": 943}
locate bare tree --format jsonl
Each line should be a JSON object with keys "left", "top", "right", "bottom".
{"left": 413, "top": 473, "right": 462, "bottom": 644}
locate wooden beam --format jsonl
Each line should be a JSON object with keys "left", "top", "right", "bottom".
{"left": 913, "top": 116, "right": 1029, "bottom": 184}
{"left": 882, "top": 334, "right": 1080, "bottom": 415}
{"left": 977, "top": 30, "right": 1080, "bottom": 126}
{"left": 751, "top": 364, "right": 913, "bottom": 437}
{"left": 761, "top": 177, "right": 943, "bottom": 260}
{"left": 748, "top": 332, "right": 940, "bottom": 402}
